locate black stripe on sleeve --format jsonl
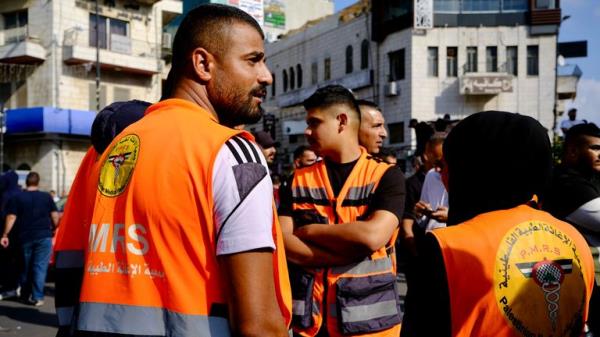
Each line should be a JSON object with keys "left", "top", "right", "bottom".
{"left": 225, "top": 140, "right": 243, "bottom": 164}
{"left": 232, "top": 136, "right": 255, "bottom": 163}
{"left": 239, "top": 137, "right": 261, "bottom": 163}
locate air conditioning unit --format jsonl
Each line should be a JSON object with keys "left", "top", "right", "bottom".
{"left": 162, "top": 33, "right": 172, "bottom": 49}
{"left": 385, "top": 81, "right": 399, "bottom": 96}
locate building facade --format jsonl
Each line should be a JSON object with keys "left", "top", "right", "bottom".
{"left": 0, "top": 0, "right": 181, "bottom": 193}
{"left": 263, "top": 0, "right": 566, "bottom": 165}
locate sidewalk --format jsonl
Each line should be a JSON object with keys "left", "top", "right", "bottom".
{"left": 0, "top": 283, "right": 58, "bottom": 337}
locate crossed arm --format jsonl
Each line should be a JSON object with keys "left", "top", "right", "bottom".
{"left": 280, "top": 210, "right": 399, "bottom": 268}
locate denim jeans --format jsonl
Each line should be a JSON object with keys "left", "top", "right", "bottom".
{"left": 19, "top": 237, "right": 52, "bottom": 301}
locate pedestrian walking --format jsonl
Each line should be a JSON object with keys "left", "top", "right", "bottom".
{"left": 1, "top": 172, "right": 59, "bottom": 306}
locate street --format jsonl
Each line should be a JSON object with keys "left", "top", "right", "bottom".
{"left": 0, "top": 283, "right": 58, "bottom": 337}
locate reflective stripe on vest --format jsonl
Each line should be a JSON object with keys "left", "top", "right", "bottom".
{"left": 330, "top": 256, "right": 393, "bottom": 276}
{"left": 292, "top": 299, "right": 320, "bottom": 316}
{"left": 55, "top": 250, "right": 85, "bottom": 269}
{"left": 342, "top": 183, "right": 376, "bottom": 206}
{"left": 56, "top": 306, "right": 74, "bottom": 326}
{"left": 292, "top": 186, "right": 329, "bottom": 205}
{"left": 340, "top": 300, "right": 398, "bottom": 323}
{"left": 78, "top": 302, "right": 230, "bottom": 337}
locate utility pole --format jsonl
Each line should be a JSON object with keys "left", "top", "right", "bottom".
{"left": 95, "top": 0, "right": 101, "bottom": 112}
{"left": 552, "top": 15, "right": 570, "bottom": 141}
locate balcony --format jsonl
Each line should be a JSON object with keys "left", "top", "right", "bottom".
{"left": 459, "top": 73, "right": 514, "bottom": 95}
{"left": 62, "top": 28, "right": 161, "bottom": 75}
{"left": 0, "top": 26, "right": 46, "bottom": 63}
{"left": 557, "top": 64, "right": 582, "bottom": 100}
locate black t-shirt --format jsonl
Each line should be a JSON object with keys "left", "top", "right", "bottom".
{"left": 6, "top": 190, "right": 57, "bottom": 243}
{"left": 544, "top": 165, "right": 600, "bottom": 220}
{"left": 278, "top": 158, "right": 406, "bottom": 222}
{"left": 403, "top": 169, "right": 426, "bottom": 220}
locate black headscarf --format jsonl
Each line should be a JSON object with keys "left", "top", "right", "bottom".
{"left": 91, "top": 100, "right": 150, "bottom": 154}
{"left": 444, "top": 111, "right": 552, "bottom": 226}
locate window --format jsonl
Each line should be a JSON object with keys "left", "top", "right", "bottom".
{"left": 466, "top": 47, "right": 478, "bottom": 73}
{"left": 324, "top": 57, "right": 331, "bottom": 81}
{"left": 527, "top": 45, "right": 539, "bottom": 76}
{"left": 462, "top": 0, "right": 500, "bottom": 12}
{"left": 283, "top": 70, "right": 288, "bottom": 92}
{"left": 502, "top": 0, "right": 528, "bottom": 11}
{"left": 486, "top": 46, "right": 497, "bottom": 72}
{"left": 388, "top": 122, "right": 405, "bottom": 144}
{"left": 89, "top": 14, "right": 128, "bottom": 50}
{"left": 434, "top": 0, "right": 460, "bottom": 12}
{"left": 427, "top": 47, "right": 438, "bottom": 77}
{"left": 346, "top": 45, "right": 353, "bottom": 74}
{"left": 289, "top": 67, "right": 295, "bottom": 90}
{"left": 506, "top": 46, "right": 518, "bottom": 75}
{"left": 447, "top": 47, "right": 457, "bottom": 77}
{"left": 388, "top": 49, "right": 405, "bottom": 81}
{"left": 3, "top": 10, "right": 27, "bottom": 29}
{"left": 271, "top": 73, "right": 276, "bottom": 97}
{"left": 311, "top": 62, "right": 318, "bottom": 84}
{"left": 535, "top": 0, "right": 556, "bottom": 9}
{"left": 361, "top": 40, "right": 369, "bottom": 70}
{"left": 296, "top": 64, "right": 303, "bottom": 88}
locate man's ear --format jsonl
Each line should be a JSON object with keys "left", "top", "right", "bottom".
{"left": 337, "top": 113, "right": 348, "bottom": 133}
{"left": 191, "top": 47, "right": 214, "bottom": 82}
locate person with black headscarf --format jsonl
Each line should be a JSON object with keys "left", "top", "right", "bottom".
{"left": 401, "top": 111, "right": 595, "bottom": 337}
{"left": 53, "top": 100, "right": 149, "bottom": 336}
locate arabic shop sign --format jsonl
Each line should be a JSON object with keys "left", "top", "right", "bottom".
{"left": 460, "top": 74, "right": 513, "bottom": 95}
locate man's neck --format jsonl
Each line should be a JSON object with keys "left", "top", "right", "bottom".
{"left": 325, "top": 145, "right": 361, "bottom": 164}
{"left": 26, "top": 186, "right": 38, "bottom": 191}
{"left": 170, "top": 79, "right": 219, "bottom": 122}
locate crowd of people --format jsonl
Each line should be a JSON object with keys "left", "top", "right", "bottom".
{"left": 0, "top": 3, "right": 598, "bottom": 337}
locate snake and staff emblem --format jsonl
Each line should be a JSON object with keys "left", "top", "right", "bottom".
{"left": 108, "top": 152, "right": 132, "bottom": 186}
{"left": 516, "top": 259, "right": 573, "bottom": 330}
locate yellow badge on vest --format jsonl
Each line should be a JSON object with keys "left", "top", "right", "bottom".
{"left": 98, "top": 134, "right": 140, "bottom": 197}
{"left": 494, "top": 221, "right": 587, "bottom": 336}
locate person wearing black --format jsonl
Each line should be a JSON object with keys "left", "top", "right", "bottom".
{"left": 278, "top": 85, "right": 405, "bottom": 336}
{"left": 1, "top": 172, "right": 58, "bottom": 306}
{"left": 544, "top": 122, "right": 600, "bottom": 336}
{"left": 402, "top": 111, "right": 594, "bottom": 337}
{"left": 0, "top": 170, "right": 22, "bottom": 300}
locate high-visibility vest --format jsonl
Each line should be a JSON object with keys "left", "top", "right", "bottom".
{"left": 54, "top": 147, "right": 100, "bottom": 327}
{"left": 432, "top": 204, "right": 594, "bottom": 337}
{"left": 78, "top": 99, "right": 291, "bottom": 336}
{"left": 290, "top": 148, "right": 401, "bottom": 337}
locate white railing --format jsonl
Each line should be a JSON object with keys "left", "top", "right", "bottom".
{"left": 63, "top": 27, "right": 159, "bottom": 59}
{"left": 0, "top": 26, "right": 29, "bottom": 45}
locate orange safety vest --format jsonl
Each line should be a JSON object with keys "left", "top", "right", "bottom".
{"left": 54, "top": 147, "right": 101, "bottom": 327}
{"left": 290, "top": 149, "right": 401, "bottom": 337}
{"left": 78, "top": 99, "right": 291, "bottom": 336}
{"left": 432, "top": 204, "right": 594, "bottom": 337}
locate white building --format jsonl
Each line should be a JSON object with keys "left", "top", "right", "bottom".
{"left": 0, "top": 0, "right": 181, "bottom": 193}
{"left": 263, "top": 0, "right": 568, "bottom": 165}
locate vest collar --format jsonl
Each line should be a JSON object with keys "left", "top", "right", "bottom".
{"left": 146, "top": 99, "right": 218, "bottom": 123}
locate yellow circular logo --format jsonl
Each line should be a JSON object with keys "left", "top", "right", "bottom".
{"left": 98, "top": 134, "right": 140, "bottom": 197}
{"left": 494, "top": 221, "right": 587, "bottom": 336}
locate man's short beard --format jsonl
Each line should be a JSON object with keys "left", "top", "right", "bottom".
{"left": 216, "top": 101, "right": 263, "bottom": 128}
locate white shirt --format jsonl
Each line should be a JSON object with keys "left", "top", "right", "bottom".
{"left": 417, "top": 169, "right": 448, "bottom": 231}
{"left": 560, "top": 119, "right": 584, "bottom": 133}
{"left": 212, "top": 135, "right": 275, "bottom": 256}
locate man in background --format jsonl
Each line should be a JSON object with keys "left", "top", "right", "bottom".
{"left": 1, "top": 172, "right": 59, "bottom": 306}
{"left": 545, "top": 122, "right": 600, "bottom": 335}
{"left": 357, "top": 99, "right": 387, "bottom": 155}
{"left": 561, "top": 108, "right": 585, "bottom": 135}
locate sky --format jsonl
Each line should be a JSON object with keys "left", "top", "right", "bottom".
{"left": 333, "top": 0, "right": 600, "bottom": 126}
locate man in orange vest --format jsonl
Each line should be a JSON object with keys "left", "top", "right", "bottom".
{"left": 401, "top": 111, "right": 595, "bottom": 337}
{"left": 54, "top": 99, "right": 149, "bottom": 336}
{"left": 65, "top": 4, "right": 291, "bottom": 337}
{"left": 278, "top": 85, "right": 405, "bottom": 337}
